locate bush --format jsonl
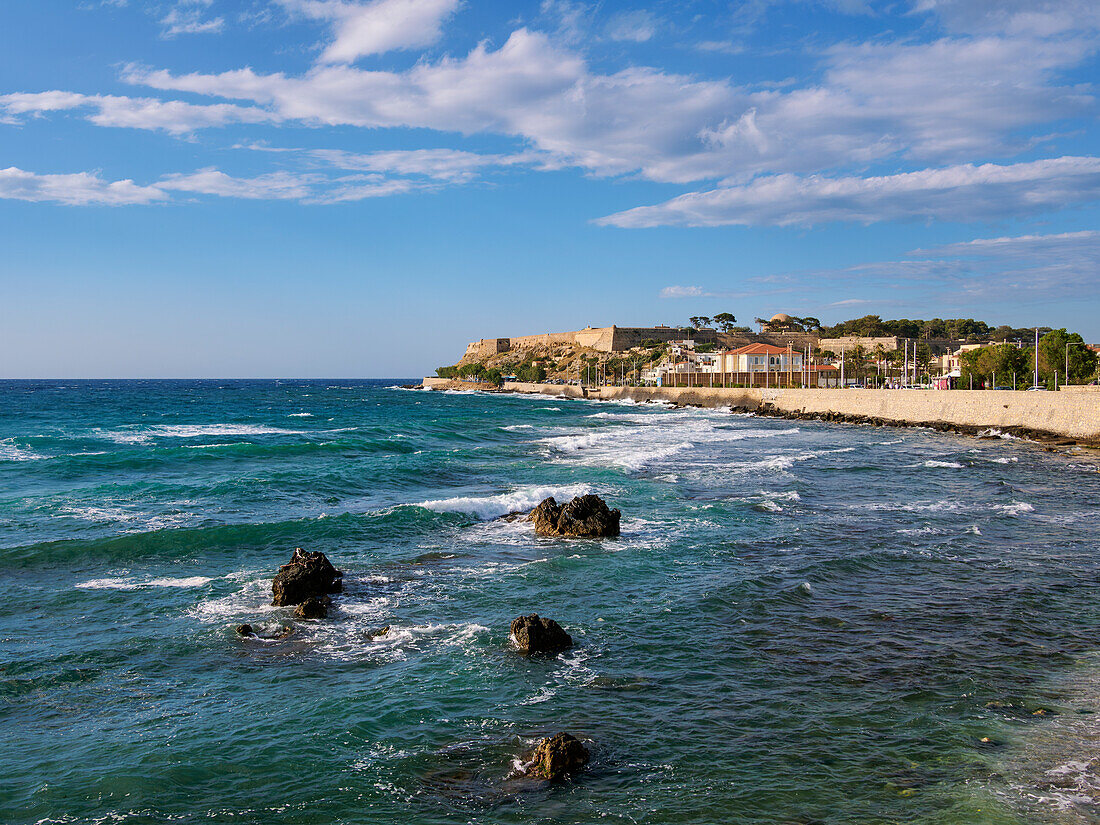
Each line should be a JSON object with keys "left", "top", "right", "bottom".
{"left": 435, "top": 365, "right": 458, "bottom": 378}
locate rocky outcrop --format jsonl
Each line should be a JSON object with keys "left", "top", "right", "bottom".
{"left": 271, "top": 548, "right": 343, "bottom": 606}
{"left": 529, "top": 495, "right": 620, "bottom": 538}
{"left": 294, "top": 595, "right": 331, "bottom": 619}
{"left": 527, "top": 733, "right": 590, "bottom": 781}
{"left": 510, "top": 614, "right": 573, "bottom": 654}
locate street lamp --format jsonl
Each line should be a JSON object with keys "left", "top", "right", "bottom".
{"left": 1066, "top": 341, "right": 1086, "bottom": 386}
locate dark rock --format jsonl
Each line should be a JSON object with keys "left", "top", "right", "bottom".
{"left": 527, "top": 732, "right": 590, "bottom": 781}
{"left": 529, "top": 494, "right": 620, "bottom": 538}
{"left": 271, "top": 547, "right": 343, "bottom": 606}
{"left": 368, "top": 625, "right": 391, "bottom": 639}
{"left": 235, "top": 623, "right": 255, "bottom": 637}
{"left": 294, "top": 595, "right": 331, "bottom": 619}
{"left": 511, "top": 614, "right": 573, "bottom": 654}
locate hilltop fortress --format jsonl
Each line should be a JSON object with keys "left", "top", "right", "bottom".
{"left": 463, "top": 324, "right": 824, "bottom": 360}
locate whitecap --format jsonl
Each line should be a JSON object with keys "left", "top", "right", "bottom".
{"left": 288, "top": 412, "right": 314, "bottom": 418}
{"left": 416, "top": 483, "right": 592, "bottom": 520}
{"left": 923, "top": 460, "right": 965, "bottom": 469}
{"left": 77, "top": 575, "right": 212, "bottom": 590}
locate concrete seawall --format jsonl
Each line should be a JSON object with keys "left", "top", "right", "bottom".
{"left": 421, "top": 377, "right": 1100, "bottom": 445}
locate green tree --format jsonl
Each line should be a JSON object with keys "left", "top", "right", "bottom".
{"left": 960, "top": 344, "right": 1029, "bottom": 388}
{"left": 712, "top": 312, "right": 737, "bottom": 332}
{"left": 1038, "top": 329, "right": 1093, "bottom": 385}
{"left": 435, "top": 365, "right": 458, "bottom": 378}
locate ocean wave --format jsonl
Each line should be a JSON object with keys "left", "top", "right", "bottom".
{"left": 995, "top": 501, "right": 1035, "bottom": 516}
{"left": 94, "top": 423, "right": 308, "bottom": 444}
{"left": 0, "top": 440, "right": 46, "bottom": 462}
{"left": 77, "top": 575, "right": 213, "bottom": 590}
{"left": 923, "top": 459, "right": 965, "bottom": 469}
{"left": 287, "top": 412, "right": 314, "bottom": 418}
{"left": 416, "top": 484, "right": 591, "bottom": 520}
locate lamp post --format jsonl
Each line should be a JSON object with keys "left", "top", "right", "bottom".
{"left": 1033, "top": 328, "right": 1039, "bottom": 389}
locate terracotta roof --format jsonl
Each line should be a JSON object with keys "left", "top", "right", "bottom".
{"left": 728, "top": 343, "right": 790, "bottom": 355}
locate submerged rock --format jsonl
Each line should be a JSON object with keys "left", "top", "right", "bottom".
{"left": 235, "top": 623, "right": 255, "bottom": 637}
{"left": 529, "top": 494, "right": 620, "bottom": 538}
{"left": 510, "top": 614, "right": 573, "bottom": 654}
{"left": 368, "top": 625, "right": 391, "bottom": 639}
{"left": 271, "top": 548, "right": 343, "bottom": 606}
{"left": 527, "top": 732, "right": 590, "bottom": 781}
{"left": 294, "top": 595, "right": 331, "bottom": 619}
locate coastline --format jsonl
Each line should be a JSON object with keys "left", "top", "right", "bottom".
{"left": 421, "top": 378, "right": 1100, "bottom": 447}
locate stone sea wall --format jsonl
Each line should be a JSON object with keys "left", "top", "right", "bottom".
{"left": 427, "top": 380, "right": 1100, "bottom": 445}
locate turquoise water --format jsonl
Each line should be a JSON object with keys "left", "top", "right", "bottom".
{"left": 3, "top": 380, "right": 1100, "bottom": 824}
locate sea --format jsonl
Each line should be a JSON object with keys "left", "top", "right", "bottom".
{"left": 3, "top": 379, "right": 1100, "bottom": 825}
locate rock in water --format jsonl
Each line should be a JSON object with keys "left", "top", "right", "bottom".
{"left": 529, "top": 495, "right": 620, "bottom": 538}
{"left": 294, "top": 595, "right": 331, "bottom": 619}
{"left": 235, "top": 624, "right": 255, "bottom": 637}
{"left": 511, "top": 614, "right": 573, "bottom": 654}
{"left": 271, "top": 548, "right": 343, "bottom": 606}
{"left": 527, "top": 733, "right": 590, "bottom": 781}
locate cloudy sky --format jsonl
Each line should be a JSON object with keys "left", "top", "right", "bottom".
{"left": 1, "top": 0, "right": 1098, "bottom": 376}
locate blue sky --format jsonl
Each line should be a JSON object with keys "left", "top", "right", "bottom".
{"left": 1, "top": 0, "right": 1098, "bottom": 377}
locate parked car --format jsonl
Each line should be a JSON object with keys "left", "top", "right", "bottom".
{"left": 1026, "top": 385, "right": 1047, "bottom": 391}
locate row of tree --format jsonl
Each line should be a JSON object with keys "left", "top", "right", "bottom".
{"left": 816, "top": 314, "right": 1053, "bottom": 342}
{"left": 958, "top": 330, "right": 1094, "bottom": 387}
{"left": 687, "top": 313, "right": 738, "bottom": 332}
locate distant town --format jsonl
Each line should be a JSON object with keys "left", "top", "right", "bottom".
{"left": 437, "top": 314, "right": 1100, "bottom": 391}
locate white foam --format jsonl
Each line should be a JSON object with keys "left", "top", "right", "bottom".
{"left": 77, "top": 575, "right": 212, "bottom": 590}
{"left": 995, "top": 501, "right": 1035, "bottom": 516}
{"left": 502, "top": 424, "right": 535, "bottom": 430}
{"left": 287, "top": 412, "right": 313, "bottom": 418}
{"left": 0, "top": 440, "right": 45, "bottom": 461}
{"left": 416, "top": 483, "right": 592, "bottom": 520}
{"left": 924, "top": 460, "right": 965, "bottom": 468}
{"left": 95, "top": 423, "right": 307, "bottom": 444}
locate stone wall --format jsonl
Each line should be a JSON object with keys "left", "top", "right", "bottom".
{"left": 493, "top": 382, "right": 1100, "bottom": 444}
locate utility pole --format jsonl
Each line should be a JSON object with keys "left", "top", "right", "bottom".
{"left": 1034, "top": 328, "right": 1039, "bottom": 389}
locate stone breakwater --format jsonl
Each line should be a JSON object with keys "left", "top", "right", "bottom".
{"left": 420, "top": 378, "right": 1100, "bottom": 446}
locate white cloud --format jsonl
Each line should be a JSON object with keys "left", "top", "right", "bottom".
{"left": 117, "top": 21, "right": 1095, "bottom": 185}
{"left": 606, "top": 10, "right": 658, "bottom": 43}
{"left": 280, "top": 0, "right": 461, "bottom": 62}
{"left": 910, "top": 230, "right": 1100, "bottom": 257}
{"left": 159, "top": 168, "right": 320, "bottom": 199}
{"left": 598, "top": 156, "right": 1100, "bottom": 227}
{"left": 0, "top": 167, "right": 166, "bottom": 205}
{"left": 0, "top": 91, "right": 276, "bottom": 134}
{"left": 161, "top": 0, "right": 224, "bottom": 37}
{"left": 309, "top": 147, "right": 536, "bottom": 181}
{"left": 660, "top": 285, "right": 705, "bottom": 298}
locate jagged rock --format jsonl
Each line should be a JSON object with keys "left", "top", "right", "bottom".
{"left": 235, "top": 623, "right": 255, "bottom": 637}
{"left": 529, "top": 495, "right": 620, "bottom": 538}
{"left": 511, "top": 614, "right": 573, "bottom": 654}
{"left": 294, "top": 595, "right": 331, "bottom": 619}
{"left": 368, "top": 626, "right": 391, "bottom": 639}
{"left": 527, "top": 732, "right": 590, "bottom": 781}
{"left": 271, "top": 548, "right": 343, "bottom": 606}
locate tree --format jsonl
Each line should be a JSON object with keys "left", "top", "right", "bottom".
{"left": 435, "top": 365, "right": 459, "bottom": 378}
{"left": 1038, "top": 329, "right": 1093, "bottom": 385}
{"left": 689, "top": 316, "right": 703, "bottom": 328}
{"left": 515, "top": 361, "right": 547, "bottom": 383}
{"left": 481, "top": 368, "right": 503, "bottom": 385}
{"left": 960, "top": 344, "right": 1029, "bottom": 388}
{"left": 712, "top": 312, "right": 737, "bottom": 332}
